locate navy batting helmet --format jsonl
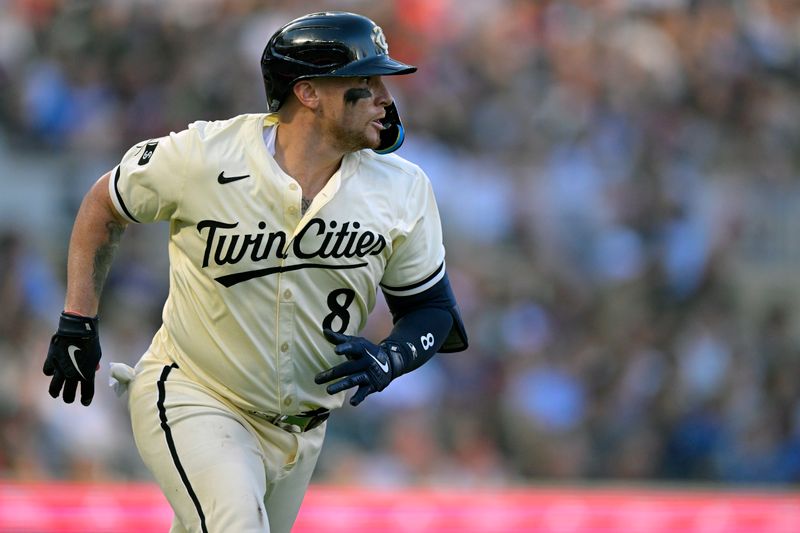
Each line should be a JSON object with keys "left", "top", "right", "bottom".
{"left": 261, "top": 11, "right": 416, "bottom": 154}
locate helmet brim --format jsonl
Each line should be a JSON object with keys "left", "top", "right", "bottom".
{"left": 328, "top": 54, "right": 417, "bottom": 77}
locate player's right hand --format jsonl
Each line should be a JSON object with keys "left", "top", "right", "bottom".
{"left": 43, "top": 312, "right": 102, "bottom": 406}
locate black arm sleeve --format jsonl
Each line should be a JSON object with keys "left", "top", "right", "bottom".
{"left": 383, "top": 272, "right": 468, "bottom": 353}
{"left": 380, "top": 272, "right": 469, "bottom": 375}
{"left": 381, "top": 306, "right": 453, "bottom": 374}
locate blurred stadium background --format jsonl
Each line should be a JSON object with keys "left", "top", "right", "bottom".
{"left": 0, "top": 0, "right": 799, "bottom": 531}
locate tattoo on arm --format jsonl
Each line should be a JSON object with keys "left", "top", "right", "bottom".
{"left": 92, "top": 220, "right": 124, "bottom": 297}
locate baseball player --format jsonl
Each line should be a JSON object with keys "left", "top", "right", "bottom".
{"left": 42, "top": 11, "right": 467, "bottom": 533}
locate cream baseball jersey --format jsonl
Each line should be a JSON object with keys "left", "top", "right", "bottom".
{"left": 109, "top": 113, "right": 445, "bottom": 415}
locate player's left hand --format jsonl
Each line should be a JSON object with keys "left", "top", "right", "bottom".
{"left": 315, "top": 329, "right": 404, "bottom": 406}
{"left": 43, "top": 312, "right": 102, "bottom": 406}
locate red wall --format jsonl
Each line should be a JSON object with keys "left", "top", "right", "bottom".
{"left": 0, "top": 483, "right": 798, "bottom": 532}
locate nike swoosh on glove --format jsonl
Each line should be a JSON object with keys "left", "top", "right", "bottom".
{"left": 43, "top": 312, "right": 102, "bottom": 406}
{"left": 314, "top": 329, "right": 405, "bottom": 406}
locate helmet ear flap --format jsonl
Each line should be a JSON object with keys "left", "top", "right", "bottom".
{"left": 373, "top": 102, "right": 405, "bottom": 155}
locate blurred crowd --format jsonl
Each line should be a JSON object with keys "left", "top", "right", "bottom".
{"left": 1, "top": 0, "right": 800, "bottom": 487}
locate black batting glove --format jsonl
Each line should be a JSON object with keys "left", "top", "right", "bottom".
{"left": 43, "top": 312, "right": 101, "bottom": 406}
{"left": 315, "top": 329, "right": 406, "bottom": 406}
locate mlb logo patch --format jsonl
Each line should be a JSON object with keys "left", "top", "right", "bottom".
{"left": 138, "top": 141, "right": 159, "bottom": 165}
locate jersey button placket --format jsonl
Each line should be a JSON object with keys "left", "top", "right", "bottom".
{"left": 278, "top": 183, "right": 300, "bottom": 410}
{"left": 277, "top": 272, "right": 296, "bottom": 412}
{"left": 284, "top": 183, "right": 302, "bottom": 224}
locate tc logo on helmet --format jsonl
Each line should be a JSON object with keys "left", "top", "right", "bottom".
{"left": 372, "top": 26, "right": 389, "bottom": 55}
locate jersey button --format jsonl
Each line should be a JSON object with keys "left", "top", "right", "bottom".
{"left": 287, "top": 205, "right": 298, "bottom": 215}
{"left": 283, "top": 396, "right": 293, "bottom": 407}
{"left": 289, "top": 183, "right": 298, "bottom": 191}
{"left": 280, "top": 342, "right": 289, "bottom": 352}
{"left": 283, "top": 289, "right": 292, "bottom": 300}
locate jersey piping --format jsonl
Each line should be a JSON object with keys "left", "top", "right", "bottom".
{"left": 110, "top": 166, "right": 141, "bottom": 223}
{"left": 380, "top": 261, "right": 445, "bottom": 297}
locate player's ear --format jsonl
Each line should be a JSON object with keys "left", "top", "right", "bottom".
{"left": 292, "top": 80, "right": 320, "bottom": 110}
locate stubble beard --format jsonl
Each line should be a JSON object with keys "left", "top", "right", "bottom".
{"left": 317, "top": 99, "right": 379, "bottom": 153}
{"left": 325, "top": 121, "right": 377, "bottom": 153}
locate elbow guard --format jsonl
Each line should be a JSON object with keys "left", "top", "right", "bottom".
{"left": 383, "top": 272, "right": 468, "bottom": 353}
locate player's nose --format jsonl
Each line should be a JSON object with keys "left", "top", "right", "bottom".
{"left": 373, "top": 77, "right": 392, "bottom": 107}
